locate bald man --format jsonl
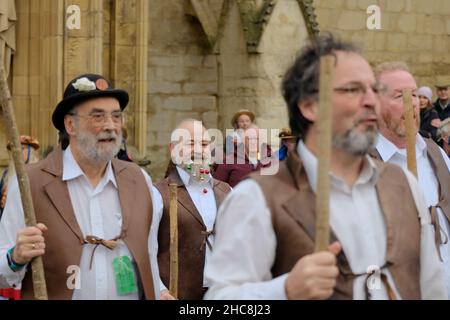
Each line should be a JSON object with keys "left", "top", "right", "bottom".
{"left": 154, "top": 119, "right": 231, "bottom": 300}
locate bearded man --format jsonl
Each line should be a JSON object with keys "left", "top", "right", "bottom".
{"left": 155, "top": 119, "right": 231, "bottom": 300}
{"left": 204, "top": 35, "right": 446, "bottom": 300}
{"left": 0, "top": 74, "right": 162, "bottom": 300}
{"left": 373, "top": 62, "right": 450, "bottom": 298}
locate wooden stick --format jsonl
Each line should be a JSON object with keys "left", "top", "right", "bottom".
{"left": 0, "top": 68, "right": 48, "bottom": 300}
{"left": 314, "top": 56, "right": 334, "bottom": 252}
{"left": 402, "top": 89, "right": 418, "bottom": 178}
{"left": 169, "top": 183, "right": 178, "bottom": 299}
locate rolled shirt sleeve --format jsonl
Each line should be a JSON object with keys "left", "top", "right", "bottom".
{"left": 0, "top": 168, "right": 170, "bottom": 297}
{"left": 149, "top": 186, "right": 168, "bottom": 293}
{"left": 142, "top": 169, "right": 164, "bottom": 299}
{"left": 205, "top": 168, "right": 448, "bottom": 300}
{"left": 204, "top": 179, "right": 288, "bottom": 300}
{"left": 0, "top": 176, "right": 28, "bottom": 289}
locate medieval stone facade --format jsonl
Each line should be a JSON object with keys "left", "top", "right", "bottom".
{"left": 1, "top": 0, "right": 449, "bottom": 181}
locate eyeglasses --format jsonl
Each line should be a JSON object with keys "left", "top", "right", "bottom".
{"left": 69, "top": 111, "right": 123, "bottom": 126}
{"left": 333, "top": 82, "right": 388, "bottom": 98}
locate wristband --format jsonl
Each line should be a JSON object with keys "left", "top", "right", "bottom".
{"left": 6, "top": 246, "right": 25, "bottom": 272}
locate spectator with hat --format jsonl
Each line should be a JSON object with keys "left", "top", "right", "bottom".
{"left": 225, "top": 109, "right": 255, "bottom": 154}
{"left": 438, "top": 118, "right": 450, "bottom": 158}
{"left": 0, "top": 74, "right": 162, "bottom": 299}
{"left": 418, "top": 86, "right": 441, "bottom": 142}
{"left": 434, "top": 81, "right": 450, "bottom": 121}
{"left": 275, "top": 127, "right": 297, "bottom": 161}
{"left": 214, "top": 124, "right": 272, "bottom": 188}
{"left": 231, "top": 109, "right": 255, "bottom": 131}
{"left": 0, "top": 136, "right": 41, "bottom": 219}
{"left": 0, "top": 135, "right": 40, "bottom": 300}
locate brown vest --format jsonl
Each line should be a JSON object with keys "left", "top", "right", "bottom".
{"left": 370, "top": 138, "right": 450, "bottom": 220}
{"left": 21, "top": 147, "right": 155, "bottom": 300}
{"left": 251, "top": 152, "right": 422, "bottom": 299}
{"left": 422, "top": 138, "right": 450, "bottom": 221}
{"left": 155, "top": 168, "right": 231, "bottom": 300}
{"left": 370, "top": 138, "right": 450, "bottom": 254}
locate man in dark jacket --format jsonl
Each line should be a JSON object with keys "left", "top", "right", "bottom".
{"left": 433, "top": 82, "right": 450, "bottom": 121}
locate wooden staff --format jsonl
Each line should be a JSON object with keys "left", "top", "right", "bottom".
{"left": 0, "top": 68, "right": 48, "bottom": 299}
{"left": 169, "top": 183, "right": 178, "bottom": 298}
{"left": 314, "top": 56, "right": 334, "bottom": 252}
{"left": 402, "top": 89, "right": 418, "bottom": 178}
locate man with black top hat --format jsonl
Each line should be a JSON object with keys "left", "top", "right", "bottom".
{"left": 0, "top": 74, "right": 163, "bottom": 299}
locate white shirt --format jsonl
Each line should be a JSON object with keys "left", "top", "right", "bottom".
{"left": 376, "top": 133, "right": 450, "bottom": 298}
{"left": 232, "top": 131, "right": 243, "bottom": 144}
{"left": 0, "top": 146, "right": 163, "bottom": 300}
{"left": 439, "top": 100, "right": 449, "bottom": 110}
{"left": 204, "top": 141, "right": 447, "bottom": 300}
{"left": 155, "top": 166, "right": 217, "bottom": 290}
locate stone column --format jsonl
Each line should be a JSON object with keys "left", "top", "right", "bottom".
{"left": 64, "top": 0, "right": 103, "bottom": 82}
{"left": 10, "top": 0, "right": 64, "bottom": 155}
{"left": 110, "top": 0, "right": 148, "bottom": 156}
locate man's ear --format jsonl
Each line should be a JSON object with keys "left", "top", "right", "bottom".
{"left": 64, "top": 115, "right": 76, "bottom": 136}
{"left": 298, "top": 98, "right": 318, "bottom": 122}
{"left": 169, "top": 142, "right": 179, "bottom": 161}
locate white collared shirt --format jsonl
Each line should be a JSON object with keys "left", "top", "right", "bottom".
{"left": 0, "top": 146, "right": 163, "bottom": 300}
{"left": 376, "top": 133, "right": 450, "bottom": 297}
{"left": 176, "top": 167, "right": 217, "bottom": 235}
{"left": 439, "top": 100, "right": 449, "bottom": 110}
{"left": 204, "top": 141, "right": 446, "bottom": 300}
{"left": 155, "top": 166, "right": 217, "bottom": 289}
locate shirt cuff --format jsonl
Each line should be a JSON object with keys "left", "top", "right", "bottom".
{"left": 237, "top": 273, "right": 289, "bottom": 300}
{"left": 271, "top": 273, "right": 289, "bottom": 300}
{"left": 0, "top": 250, "right": 25, "bottom": 289}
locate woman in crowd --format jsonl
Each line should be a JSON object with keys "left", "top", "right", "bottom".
{"left": 418, "top": 86, "right": 441, "bottom": 142}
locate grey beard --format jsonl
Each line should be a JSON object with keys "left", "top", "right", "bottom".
{"left": 332, "top": 127, "right": 378, "bottom": 156}
{"left": 77, "top": 130, "right": 122, "bottom": 162}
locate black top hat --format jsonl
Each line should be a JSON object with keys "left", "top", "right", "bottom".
{"left": 52, "top": 74, "right": 129, "bottom": 131}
